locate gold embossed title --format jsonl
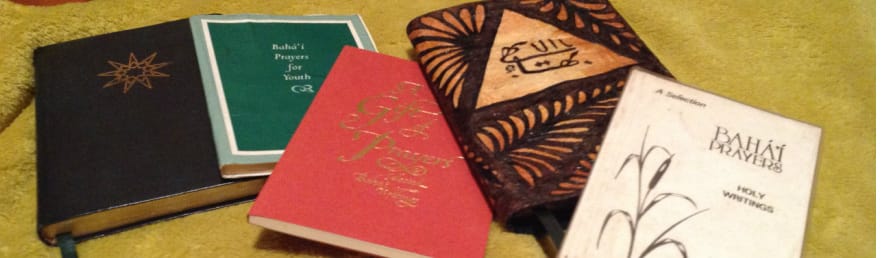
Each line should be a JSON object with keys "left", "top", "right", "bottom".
{"left": 337, "top": 81, "right": 455, "bottom": 208}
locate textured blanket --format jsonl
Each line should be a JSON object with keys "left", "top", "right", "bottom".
{"left": 0, "top": 0, "right": 873, "bottom": 257}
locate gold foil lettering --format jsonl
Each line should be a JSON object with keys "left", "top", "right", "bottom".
{"left": 338, "top": 131, "right": 393, "bottom": 162}
{"left": 341, "top": 81, "right": 461, "bottom": 208}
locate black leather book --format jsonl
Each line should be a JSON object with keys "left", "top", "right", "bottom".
{"left": 34, "top": 18, "right": 264, "bottom": 245}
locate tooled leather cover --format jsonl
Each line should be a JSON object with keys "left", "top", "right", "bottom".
{"left": 406, "top": 0, "right": 670, "bottom": 225}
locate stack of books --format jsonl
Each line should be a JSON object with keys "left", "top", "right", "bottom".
{"left": 33, "top": 1, "right": 822, "bottom": 257}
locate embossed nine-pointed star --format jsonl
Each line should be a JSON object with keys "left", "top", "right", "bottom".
{"left": 97, "top": 52, "right": 170, "bottom": 93}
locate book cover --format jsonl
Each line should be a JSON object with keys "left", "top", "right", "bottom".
{"left": 248, "top": 46, "right": 491, "bottom": 258}
{"left": 558, "top": 68, "right": 821, "bottom": 258}
{"left": 406, "top": 0, "right": 671, "bottom": 226}
{"left": 34, "top": 18, "right": 265, "bottom": 245}
{"left": 190, "top": 14, "right": 378, "bottom": 178}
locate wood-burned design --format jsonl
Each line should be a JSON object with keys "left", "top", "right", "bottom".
{"left": 474, "top": 83, "right": 620, "bottom": 189}
{"left": 98, "top": 52, "right": 170, "bottom": 94}
{"left": 409, "top": 4, "right": 485, "bottom": 109}
{"left": 520, "top": 0, "right": 646, "bottom": 52}
{"left": 477, "top": 9, "right": 635, "bottom": 108}
{"left": 407, "top": 0, "right": 670, "bottom": 222}
{"left": 550, "top": 144, "right": 599, "bottom": 196}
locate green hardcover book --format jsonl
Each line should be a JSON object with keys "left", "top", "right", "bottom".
{"left": 190, "top": 14, "right": 377, "bottom": 178}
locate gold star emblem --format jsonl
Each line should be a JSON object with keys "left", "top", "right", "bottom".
{"left": 97, "top": 52, "right": 170, "bottom": 93}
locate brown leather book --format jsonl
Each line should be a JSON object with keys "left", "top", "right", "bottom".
{"left": 406, "top": 0, "right": 670, "bottom": 230}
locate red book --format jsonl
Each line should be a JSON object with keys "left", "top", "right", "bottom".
{"left": 248, "top": 46, "right": 491, "bottom": 258}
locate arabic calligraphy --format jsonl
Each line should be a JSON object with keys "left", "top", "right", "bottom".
{"left": 500, "top": 39, "right": 591, "bottom": 77}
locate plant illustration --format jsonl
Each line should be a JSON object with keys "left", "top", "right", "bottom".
{"left": 597, "top": 126, "right": 708, "bottom": 258}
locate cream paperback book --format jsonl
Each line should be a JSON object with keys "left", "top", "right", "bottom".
{"left": 559, "top": 68, "right": 821, "bottom": 258}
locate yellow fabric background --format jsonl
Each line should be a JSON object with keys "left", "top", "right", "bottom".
{"left": 0, "top": 0, "right": 873, "bottom": 257}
